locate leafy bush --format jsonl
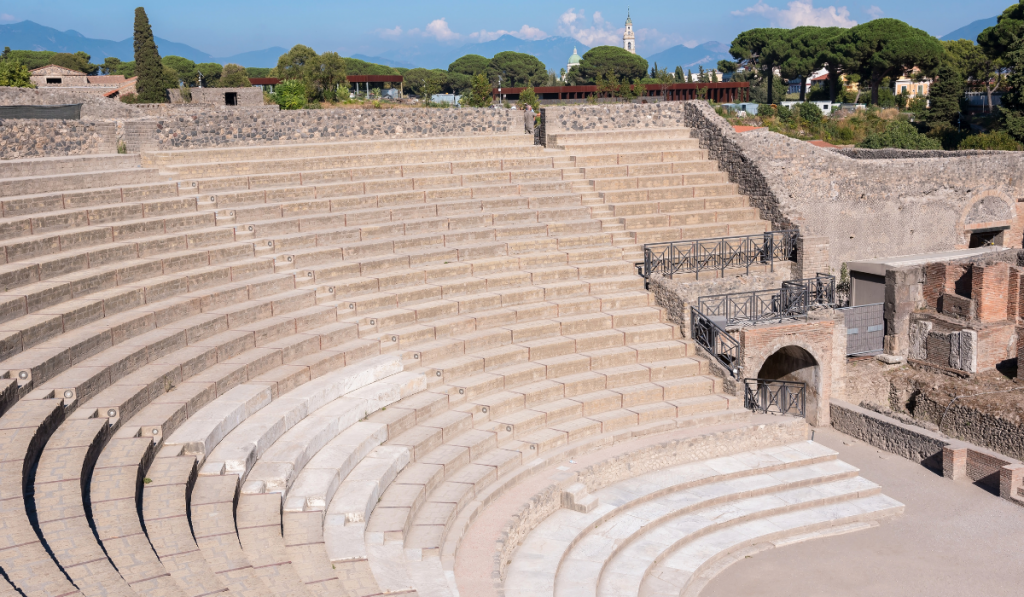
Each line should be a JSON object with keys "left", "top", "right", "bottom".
{"left": 0, "top": 59, "right": 33, "bottom": 87}
{"left": 796, "top": 102, "right": 822, "bottom": 124}
{"left": 273, "top": 80, "right": 307, "bottom": 110}
{"left": 957, "top": 131, "right": 1023, "bottom": 151}
{"left": 218, "top": 63, "right": 250, "bottom": 88}
{"left": 518, "top": 85, "right": 539, "bottom": 112}
{"left": 757, "top": 104, "right": 778, "bottom": 118}
{"left": 857, "top": 120, "right": 941, "bottom": 150}
{"left": 462, "top": 73, "right": 493, "bottom": 108}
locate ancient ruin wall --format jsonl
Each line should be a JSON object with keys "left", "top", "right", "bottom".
{"left": 0, "top": 119, "right": 116, "bottom": 159}
{"left": 541, "top": 101, "right": 1024, "bottom": 272}
{"left": 141, "top": 108, "right": 526, "bottom": 149}
{"left": 682, "top": 102, "right": 1024, "bottom": 272}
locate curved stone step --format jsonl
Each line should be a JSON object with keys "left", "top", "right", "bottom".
{"left": 640, "top": 494, "right": 904, "bottom": 596}
{"left": 605, "top": 479, "right": 893, "bottom": 596}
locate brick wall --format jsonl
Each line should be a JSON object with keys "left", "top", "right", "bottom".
{"left": 923, "top": 263, "right": 947, "bottom": 310}
{"left": 973, "top": 262, "right": 1010, "bottom": 322}
{"left": 794, "top": 236, "right": 830, "bottom": 279}
{"left": 976, "top": 324, "right": 1016, "bottom": 371}
{"left": 738, "top": 318, "right": 838, "bottom": 426}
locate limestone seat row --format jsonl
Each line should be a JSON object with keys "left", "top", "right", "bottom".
{"left": 504, "top": 441, "right": 904, "bottom": 597}
{"left": 0, "top": 127, "right": 786, "bottom": 597}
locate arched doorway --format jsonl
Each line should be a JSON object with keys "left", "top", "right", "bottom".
{"left": 750, "top": 345, "right": 821, "bottom": 417}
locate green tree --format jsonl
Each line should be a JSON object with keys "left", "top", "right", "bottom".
{"left": 0, "top": 58, "right": 33, "bottom": 87}
{"left": 785, "top": 26, "right": 845, "bottom": 101}
{"left": 944, "top": 39, "right": 1004, "bottom": 113}
{"left": 567, "top": 46, "right": 648, "bottom": 85}
{"left": 422, "top": 70, "right": 447, "bottom": 100}
{"left": 448, "top": 54, "right": 490, "bottom": 76}
{"left": 674, "top": 65, "right": 684, "bottom": 81}
{"left": 51, "top": 52, "right": 94, "bottom": 74}
{"left": 245, "top": 67, "right": 271, "bottom": 78}
{"left": 133, "top": 7, "right": 167, "bottom": 102}
{"left": 518, "top": 85, "right": 539, "bottom": 111}
{"left": 687, "top": 69, "right": 693, "bottom": 82}
{"left": 729, "top": 28, "right": 796, "bottom": 104}
{"left": 103, "top": 57, "right": 135, "bottom": 77}
{"left": 277, "top": 45, "right": 317, "bottom": 80}
{"left": 959, "top": 131, "right": 1023, "bottom": 150}
{"left": 301, "top": 52, "right": 345, "bottom": 101}
{"left": 446, "top": 72, "right": 473, "bottom": 94}
{"left": 195, "top": 62, "right": 223, "bottom": 86}
{"left": 341, "top": 57, "right": 399, "bottom": 76}
{"left": 835, "top": 19, "right": 944, "bottom": 105}
{"left": 463, "top": 72, "right": 493, "bottom": 107}
{"left": 402, "top": 68, "right": 433, "bottom": 97}
{"left": 486, "top": 51, "right": 547, "bottom": 87}
{"left": 273, "top": 79, "right": 307, "bottom": 109}
{"left": 858, "top": 119, "right": 942, "bottom": 149}
{"left": 7, "top": 50, "right": 56, "bottom": 71}
{"left": 162, "top": 55, "right": 197, "bottom": 86}
{"left": 218, "top": 63, "right": 251, "bottom": 88}
{"left": 1001, "top": 39, "right": 1024, "bottom": 143}
{"left": 978, "top": 0, "right": 1024, "bottom": 58}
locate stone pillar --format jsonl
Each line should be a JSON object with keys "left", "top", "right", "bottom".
{"left": 999, "top": 463, "right": 1024, "bottom": 501}
{"left": 793, "top": 236, "right": 829, "bottom": 281}
{"left": 942, "top": 444, "right": 969, "bottom": 480}
{"left": 972, "top": 262, "right": 1009, "bottom": 322}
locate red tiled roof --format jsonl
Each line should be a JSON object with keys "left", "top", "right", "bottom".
{"left": 808, "top": 140, "right": 838, "bottom": 148}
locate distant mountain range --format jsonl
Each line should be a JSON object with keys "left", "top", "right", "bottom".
{"left": 646, "top": 42, "right": 733, "bottom": 74}
{"left": 0, "top": 20, "right": 286, "bottom": 66}
{"left": 1, "top": 17, "right": 735, "bottom": 75}
{"left": 939, "top": 16, "right": 998, "bottom": 43}
{"left": 350, "top": 54, "right": 419, "bottom": 70}
{"left": 373, "top": 35, "right": 591, "bottom": 73}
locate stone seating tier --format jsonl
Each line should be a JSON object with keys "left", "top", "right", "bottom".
{"left": 0, "top": 128, "right": 810, "bottom": 597}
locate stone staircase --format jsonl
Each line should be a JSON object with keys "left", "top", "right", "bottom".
{"left": 0, "top": 126, "right": 896, "bottom": 597}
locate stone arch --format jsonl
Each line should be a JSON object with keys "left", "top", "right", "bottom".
{"left": 959, "top": 191, "right": 1018, "bottom": 248}
{"left": 757, "top": 345, "right": 821, "bottom": 402}
{"left": 741, "top": 333, "right": 832, "bottom": 425}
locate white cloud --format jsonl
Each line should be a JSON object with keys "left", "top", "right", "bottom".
{"left": 0, "top": 13, "right": 16, "bottom": 23}
{"left": 378, "top": 25, "right": 403, "bottom": 38}
{"left": 732, "top": 0, "right": 857, "bottom": 28}
{"left": 557, "top": 8, "right": 621, "bottom": 47}
{"left": 865, "top": 5, "right": 883, "bottom": 19}
{"left": 425, "top": 18, "right": 461, "bottom": 41}
{"left": 469, "top": 24, "right": 548, "bottom": 42}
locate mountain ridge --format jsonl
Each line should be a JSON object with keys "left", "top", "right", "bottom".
{"left": 0, "top": 19, "right": 285, "bottom": 66}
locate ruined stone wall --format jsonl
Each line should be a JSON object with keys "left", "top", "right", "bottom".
{"left": 680, "top": 101, "right": 1024, "bottom": 272}
{"left": 0, "top": 119, "right": 116, "bottom": 159}
{"left": 833, "top": 148, "right": 1009, "bottom": 159}
{"left": 0, "top": 86, "right": 139, "bottom": 119}
{"left": 540, "top": 102, "right": 1024, "bottom": 271}
{"left": 143, "top": 108, "right": 525, "bottom": 149}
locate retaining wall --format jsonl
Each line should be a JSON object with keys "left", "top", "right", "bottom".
{"left": 0, "top": 119, "right": 116, "bottom": 159}
{"left": 540, "top": 101, "right": 1024, "bottom": 272}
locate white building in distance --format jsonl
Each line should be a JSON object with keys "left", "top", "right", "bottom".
{"left": 624, "top": 10, "right": 635, "bottom": 54}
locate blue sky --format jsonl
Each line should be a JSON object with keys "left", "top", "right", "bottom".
{"left": 0, "top": 0, "right": 1013, "bottom": 57}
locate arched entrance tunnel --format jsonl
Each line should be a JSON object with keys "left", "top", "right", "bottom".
{"left": 756, "top": 345, "right": 821, "bottom": 416}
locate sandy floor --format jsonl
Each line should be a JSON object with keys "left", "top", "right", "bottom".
{"left": 701, "top": 425, "right": 1024, "bottom": 597}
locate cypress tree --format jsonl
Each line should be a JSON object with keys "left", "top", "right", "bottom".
{"left": 133, "top": 7, "right": 166, "bottom": 103}
{"left": 925, "top": 62, "right": 964, "bottom": 132}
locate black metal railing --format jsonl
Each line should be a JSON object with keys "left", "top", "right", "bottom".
{"left": 696, "top": 273, "right": 836, "bottom": 327}
{"left": 642, "top": 230, "right": 798, "bottom": 282}
{"left": 744, "top": 379, "right": 806, "bottom": 416}
{"left": 691, "top": 307, "right": 740, "bottom": 374}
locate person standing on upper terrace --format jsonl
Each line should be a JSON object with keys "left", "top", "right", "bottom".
{"left": 524, "top": 104, "right": 535, "bottom": 134}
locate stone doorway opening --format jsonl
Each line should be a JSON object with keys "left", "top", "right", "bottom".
{"left": 968, "top": 228, "right": 1005, "bottom": 248}
{"left": 756, "top": 345, "right": 821, "bottom": 412}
